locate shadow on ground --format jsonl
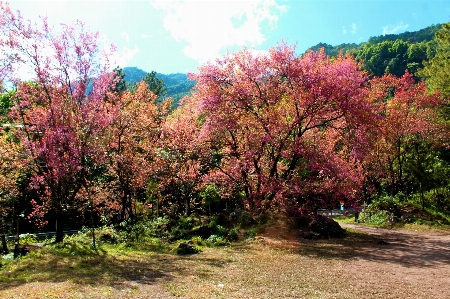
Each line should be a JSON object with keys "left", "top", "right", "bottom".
{"left": 297, "top": 223, "right": 450, "bottom": 268}
{"left": 0, "top": 243, "right": 234, "bottom": 292}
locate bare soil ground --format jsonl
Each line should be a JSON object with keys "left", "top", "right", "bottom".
{"left": 1, "top": 221, "right": 450, "bottom": 298}
{"left": 338, "top": 223, "right": 450, "bottom": 299}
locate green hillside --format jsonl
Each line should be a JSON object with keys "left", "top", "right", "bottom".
{"left": 308, "top": 23, "right": 442, "bottom": 78}
{"left": 122, "top": 67, "right": 195, "bottom": 104}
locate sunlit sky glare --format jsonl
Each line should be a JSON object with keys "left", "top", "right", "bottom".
{"left": 7, "top": 0, "right": 450, "bottom": 74}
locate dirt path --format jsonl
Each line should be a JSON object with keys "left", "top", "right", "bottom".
{"left": 339, "top": 223, "right": 450, "bottom": 298}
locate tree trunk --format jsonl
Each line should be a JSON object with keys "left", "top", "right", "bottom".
{"left": 55, "top": 209, "right": 64, "bottom": 243}
{"left": 91, "top": 211, "right": 96, "bottom": 251}
{"left": 1, "top": 217, "right": 8, "bottom": 254}
{"left": 420, "top": 183, "right": 425, "bottom": 211}
{"left": 185, "top": 196, "right": 190, "bottom": 216}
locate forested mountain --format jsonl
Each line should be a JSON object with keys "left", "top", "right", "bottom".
{"left": 122, "top": 67, "right": 195, "bottom": 103}
{"left": 367, "top": 24, "right": 442, "bottom": 44}
{"left": 309, "top": 24, "right": 441, "bottom": 56}
{"left": 308, "top": 23, "right": 442, "bottom": 78}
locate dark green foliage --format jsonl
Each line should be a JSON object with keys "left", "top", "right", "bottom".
{"left": 360, "top": 190, "right": 450, "bottom": 226}
{"left": 244, "top": 228, "right": 259, "bottom": 239}
{"left": 0, "top": 89, "right": 15, "bottom": 123}
{"left": 142, "top": 71, "right": 167, "bottom": 98}
{"left": 404, "top": 142, "right": 450, "bottom": 195}
{"left": 170, "top": 215, "right": 199, "bottom": 240}
{"left": 208, "top": 216, "right": 228, "bottom": 237}
{"left": 234, "top": 210, "right": 257, "bottom": 228}
{"left": 118, "top": 217, "right": 171, "bottom": 242}
{"left": 205, "top": 234, "right": 229, "bottom": 246}
{"left": 111, "top": 67, "right": 127, "bottom": 95}
{"left": 365, "top": 194, "right": 401, "bottom": 214}
{"left": 423, "top": 188, "right": 450, "bottom": 222}
{"left": 164, "top": 213, "right": 240, "bottom": 243}
{"left": 226, "top": 226, "right": 239, "bottom": 241}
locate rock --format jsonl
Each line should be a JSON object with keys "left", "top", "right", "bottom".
{"left": 176, "top": 242, "right": 200, "bottom": 255}
{"left": 14, "top": 244, "right": 40, "bottom": 259}
{"left": 309, "top": 215, "right": 346, "bottom": 238}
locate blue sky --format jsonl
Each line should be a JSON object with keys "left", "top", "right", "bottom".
{"left": 8, "top": 0, "right": 450, "bottom": 74}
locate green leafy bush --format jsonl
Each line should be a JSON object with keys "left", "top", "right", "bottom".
{"left": 205, "top": 234, "right": 229, "bottom": 246}
{"left": 362, "top": 210, "right": 390, "bottom": 225}
{"left": 119, "top": 217, "right": 171, "bottom": 242}
{"left": 190, "top": 236, "right": 204, "bottom": 246}
{"left": 18, "top": 233, "right": 37, "bottom": 245}
{"left": 170, "top": 215, "right": 201, "bottom": 240}
{"left": 245, "top": 228, "right": 259, "bottom": 239}
{"left": 227, "top": 226, "right": 240, "bottom": 241}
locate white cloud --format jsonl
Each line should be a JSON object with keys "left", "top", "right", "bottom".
{"left": 351, "top": 23, "right": 357, "bottom": 35}
{"left": 141, "top": 34, "right": 149, "bottom": 39}
{"left": 382, "top": 22, "right": 409, "bottom": 35}
{"left": 116, "top": 46, "right": 140, "bottom": 67}
{"left": 100, "top": 34, "right": 140, "bottom": 68}
{"left": 151, "top": 0, "right": 287, "bottom": 62}
{"left": 120, "top": 31, "right": 130, "bottom": 42}
{"left": 343, "top": 23, "right": 357, "bottom": 35}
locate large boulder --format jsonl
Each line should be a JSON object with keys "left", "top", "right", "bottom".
{"left": 308, "top": 215, "right": 346, "bottom": 239}
{"left": 176, "top": 242, "right": 200, "bottom": 255}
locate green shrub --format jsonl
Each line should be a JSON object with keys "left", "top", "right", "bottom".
{"left": 146, "top": 217, "right": 170, "bottom": 238}
{"left": 205, "top": 234, "right": 229, "bottom": 246}
{"left": 18, "top": 233, "right": 37, "bottom": 245}
{"left": 118, "top": 217, "right": 171, "bottom": 242}
{"left": 245, "top": 228, "right": 259, "bottom": 239}
{"left": 367, "top": 195, "right": 400, "bottom": 212}
{"left": 227, "top": 226, "right": 240, "bottom": 241}
{"left": 119, "top": 221, "right": 150, "bottom": 243}
{"left": 190, "top": 236, "right": 204, "bottom": 246}
{"left": 363, "top": 210, "right": 390, "bottom": 225}
{"left": 208, "top": 216, "right": 229, "bottom": 237}
{"left": 170, "top": 215, "right": 202, "bottom": 240}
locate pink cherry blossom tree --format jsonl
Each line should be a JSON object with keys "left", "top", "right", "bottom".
{"left": 0, "top": 3, "right": 117, "bottom": 241}
{"left": 189, "top": 43, "right": 377, "bottom": 213}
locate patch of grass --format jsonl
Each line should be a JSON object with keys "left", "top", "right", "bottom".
{"left": 333, "top": 215, "right": 357, "bottom": 223}
{"left": 0, "top": 242, "right": 174, "bottom": 286}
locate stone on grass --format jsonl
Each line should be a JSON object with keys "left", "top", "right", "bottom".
{"left": 176, "top": 242, "right": 200, "bottom": 255}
